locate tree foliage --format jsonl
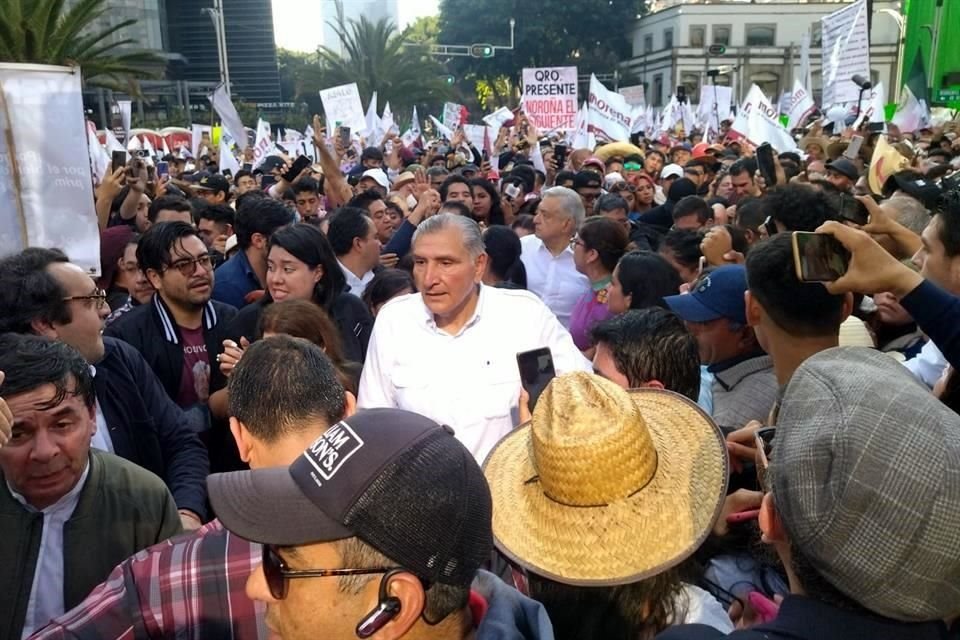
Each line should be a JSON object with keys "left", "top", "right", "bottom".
{"left": 0, "top": 0, "right": 163, "bottom": 91}
{"left": 438, "top": 0, "right": 641, "bottom": 106}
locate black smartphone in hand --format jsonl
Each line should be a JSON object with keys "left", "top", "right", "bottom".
{"left": 517, "top": 348, "right": 556, "bottom": 414}
{"left": 282, "top": 155, "right": 312, "bottom": 183}
{"left": 756, "top": 143, "right": 777, "bottom": 188}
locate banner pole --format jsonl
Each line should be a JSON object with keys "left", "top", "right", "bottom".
{"left": 0, "top": 82, "right": 29, "bottom": 249}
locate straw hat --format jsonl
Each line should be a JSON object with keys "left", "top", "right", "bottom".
{"left": 798, "top": 134, "right": 829, "bottom": 155}
{"left": 483, "top": 372, "right": 728, "bottom": 586}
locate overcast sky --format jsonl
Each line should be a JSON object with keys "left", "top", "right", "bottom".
{"left": 272, "top": 0, "right": 440, "bottom": 52}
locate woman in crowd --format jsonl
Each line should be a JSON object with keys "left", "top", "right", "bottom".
{"left": 482, "top": 225, "right": 527, "bottom": 289}
{"left": 512, "top": 213, "right": 536, "bottom": 237}
{"left": 659, "top": 228, "right": 703, "bottom": 284}
{"left": 361, "top": 268, "right": 416, "bottom": 317}
{"left": 469, "top": 178, "right": 506, "bottom": 227}
{"left": 710, "top": 170, "right": 734, "bottom": 201}
{"left": 612, "top": 180, "right": 638, "bottom": 214}
{"left": 570, "top": 217, "right": 629, "bottom": 352}
{"left": 631, "top": 173, "right": 657, "bottom": 215}
{"left": 607, "top": 250, "right": 683, "bottom": 315}
{"left": 104, "top": 234, "right": 157, "bottom": 326}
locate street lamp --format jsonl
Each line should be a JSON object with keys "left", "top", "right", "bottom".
{"left": 202, "top": 0, "right": 231, "bottom": 97}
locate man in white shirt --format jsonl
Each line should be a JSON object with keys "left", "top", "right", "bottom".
{"left": 359, "top": 214, "right": 590, "bottom": 462}
{"left": 520, "top": 186, "right": 591, "bottom": 328}
{"left": 327, "top": 206, "right": 381, "bottom": 298}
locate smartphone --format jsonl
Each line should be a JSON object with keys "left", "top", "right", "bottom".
{"left": 339, "top": 126, "right": 351, "bottom": 148}
{"left": 504, "top": 183, "right": 521, "bottom": 201}
{"left": 554, "top": 144, "right": 568, "bottom": 170}
{"left": 756, "top": 143, "right": 777, "bottom": 187}
{"left": 791, "top": 232, "right": 850, "bottom": 282}
{"left": 156, "top": 161, "right": 169, "bottom": 179}
{"left": 282, "top": 155, "right": 311, "bottom": 183}
{"left": 516, "top": 347, "right": 556, "bottom": 414}
{"left": 112, "top": 150, "right": 127, "bottom": 172}
{"left": 222, "top": 168, "right": 233, "bottom": 179}
{"left": 844, "top": 135, "right": 864, "bottom": 160}
{"left": 242, "top": 163, "right": 253, "bottom": 171}
{"left": 837, "top": 193, "right": 869, "bottom": 225}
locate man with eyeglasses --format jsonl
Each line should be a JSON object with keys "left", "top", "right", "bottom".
{"left": 0, "top": 247, "right": 210, "bottom": 533}
{"left": 107, "top": 222, "right": 236, "bottom": 418}
{"left": 207, "top": 406, "right": 553, "bottom": 640}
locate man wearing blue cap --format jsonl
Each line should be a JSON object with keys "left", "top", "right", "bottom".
{"left": 664, "top": 265, "right": 777, "bottom": 429}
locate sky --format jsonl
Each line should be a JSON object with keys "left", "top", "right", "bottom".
{"left": 272, "top": 0, "right": 440, "bottom": 52}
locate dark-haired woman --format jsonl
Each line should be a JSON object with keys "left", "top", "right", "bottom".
{"left": 607, "top": 251, "right": 683, "bottom": 315}
{"left": 482, "top": 225, "right": 527, "bottom": 289}
{"left": 570, "top": 218, "right": 628, "bottom": 352}
{"left": 469, "top": 178, "right": 506, "bottom": 227}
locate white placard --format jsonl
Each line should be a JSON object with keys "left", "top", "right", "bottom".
{"left": 522, "top": 66, "right": 578, "bottom": 130}
{"left": 442, "top": 102, "right": 463, "bottom": 127}
{"left": 319, "top": 82, "right": 366, "bottom": 132}
{"left": 821, "top": 0, "right": 870, "bottom": 107}
{"left": 0, "top": 63, "right": 100, "bottom": 275}
{"left": 462, "top": 124, "right": 489, "bottom": 152}
{"left": 619, "top": 85, "right": 646, "bottom": 107}
{"left": 785, "top": 79, "right": 816, "bottom": 131}
{"left": 698, "top": 85, "right": 733, "bottom": 133}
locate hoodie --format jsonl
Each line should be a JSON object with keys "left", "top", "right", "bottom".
{"left": 474, "top": 571, "right": 555, "bottom": 640}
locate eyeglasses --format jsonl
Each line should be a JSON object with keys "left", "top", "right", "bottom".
{"left": 569, "top": 236, "right": 585, "bottom": 248}
{"left": 261, "top": 545, "right": 400, "bottom": 600}
{"left": 165, "top": 254, "right": 214, "bottom": 277}
{"left": 62, "top": 288, "right": 108, "bottom": 310}
{"left": 754, "top": 427, "right": 776, "bottom": 493}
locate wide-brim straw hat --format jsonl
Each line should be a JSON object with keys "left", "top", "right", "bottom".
{"left": 483, "top": 372, "right": 728, "bottom": 586}
{"left": 799, "top": 135, "right": 830, "bottom": 155}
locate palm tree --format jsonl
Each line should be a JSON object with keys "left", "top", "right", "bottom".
{"left": 0, "top": 0, "right": 163, "bottom": 90}
{"left": 304, "top": 15, "right": 452, "bottom": 117}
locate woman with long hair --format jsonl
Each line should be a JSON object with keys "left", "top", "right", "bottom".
{"left": 630, "top": 173, "right": 657, "bottom": 214}
{"left": 482, "top": 225, "right": 527, "bottom": 289}
{"left": 570, "top": 217, "right": 629, "bottom": 352}
{"left": 469, "top": 178, "right": 506, "bottom": 227}
{"left": 606, "top": 251, "right": 684, "bottom": 315}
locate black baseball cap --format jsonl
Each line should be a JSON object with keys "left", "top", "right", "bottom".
{"left": 826, "top": 158, "right": 860, "bottom": 181}
{"left": 208, "top": 409, "right": 493, "bottom": 588}
{"left": 196, "top": 173, "right": 230, "bottom": 195}
{"left": 261, "top": 155, "right": 286, "bottom": 172}
{"left": 573, "top": 171, "right": 602, "bottom": 190}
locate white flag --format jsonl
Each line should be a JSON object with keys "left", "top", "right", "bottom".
{"left": 731, "top": 84, "right": 798, "bottom": 152}
{"left": 799, "top": 32, "right": 813, "bottom": 92}
{"left": 402, "top": 106, "right": 422, "bottom": 147}
{"left": 219, "top": 133, "right": 241, "bottom": 175}
{"left": 252, "top": 119, "right": 277, "bottom": 168}
{"left": 429, "top": 115, "right": 454, "bottom": 141}
{"left": 891, "top": 85, "right": 925, "bottom": 133}
{"left": 587, "top": 74, "right": 635, "bottom": 142}
{"left": 364, "top": 91, "right": 380, "bottom": 138}
{"left": 381, "top": 102, "right": 399, "bottom": 136}
{"left": 698, "top": 85, "right": 733, "bottom": 136}
{"left": 142, "top": 136, "right": 156, "bottom": 160}
{"left": 126, "top": 135, "right": 142, "bottom": 152}
{"left": 161, "top": 137, "right": 171, "bottom": 156}
{"left": 117, "top": 100, "right": 132, "bottom": 140}
{"left": 104, "top": 129, "right": 125, "bottom": 154}
{"left": 209, "top": 84, "right": 248, "bottom": 151}
{"left": 86, "top": 123, "right": 111, "bottom": 181}
{"left": 785, "top": 79, "right": 816, "bottom": 131}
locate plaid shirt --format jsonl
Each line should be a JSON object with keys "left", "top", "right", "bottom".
{"left": 30, "top": 520, "right": 265, "bottom": 640}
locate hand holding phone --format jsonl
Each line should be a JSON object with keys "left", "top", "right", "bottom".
{"left": 792, "top": 232, "right": 850, "bottom": 282}
{"left": 282, "top": 155, "right": 312, "bottom": 183}
{"left": 517, "top": 348, "right": 556, "bottom": 414}
{"left": 756, "top": 143, "right": 777, "bottom": 188}
{"left": 339, "top": 126, "right": 351, "bottom": 148}
{"left": 554, "top": 144, "right": 568, "bottom": 170}
{"left": 844, "top": 134, "right": 864, "bottom": 160}
{"left": 111, "top": 150, "right": 127, "bottom": 173}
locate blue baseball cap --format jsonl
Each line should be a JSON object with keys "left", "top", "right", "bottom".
{"left": 664, "top": 265, "right": 748, "bottom": 325}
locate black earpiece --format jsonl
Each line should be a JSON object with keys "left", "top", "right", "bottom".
{"left": 355, "top": 570, "right": 404, "bottom": 638}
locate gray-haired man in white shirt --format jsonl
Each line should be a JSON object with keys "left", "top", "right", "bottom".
{"left": 358, "top": 214, "right": 590, "bottom": 462}
{"left": 520, "top": 186, "right": 591, "bottom": 328}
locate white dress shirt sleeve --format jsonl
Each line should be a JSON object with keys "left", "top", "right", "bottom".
{"left": 357, "top": 315, "right": 396, "bottom": 409}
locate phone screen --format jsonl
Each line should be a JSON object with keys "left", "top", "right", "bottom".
{"left": 554, "top": 144, "right": 568, "bottom": 169}
{"left": 340, "top": 126, "right": 351, "bottom": 148}
{"left": 156, "top": 161, "right": 169, "bottom": 179}
{"left": 756, "top": 143, "right": 777, "bottom": 187}
{"left": 282, "top": 155, "right": 311, "bottom": 183}
{"left": 112, "top": 150, "right": 127, "bottom": 172}
{"left": 837, "top": 193, "right": 869, "bottom": 225}
{"left": 260, "top": 174, "right": 277, "bottom": 190}
{"left": 844, "top": 135, "right": 864, "bottom": 160}
{"left": 792, "top": 232, "right": 850, "bottom": 282}
{"left": 516, "top": 348, "right": 556, "bottom": 414}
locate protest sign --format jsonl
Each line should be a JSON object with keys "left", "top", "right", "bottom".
{"left": 730, "top": 84, "right": 798, "bottom": 152}
{"left": 219, "top": 132, "right": 241, "bottom": 175}
{"left": 821, "top": 0, "right": 870, "bottom": 107}
{"left": 191, "top": 124, "right": 212, "bottom": 157}
{"left": 0, "top": 63, "right": 100, "bottom": 275}
{"left": 209, "top": 84, "right": 248, "bottom": 151}
{"left": 868, "top": 135, "right": 909, "bottom": 194}
{"left": 442, "top": 102, "right": 464, "bottom": 127}
{"left": 785, "top": 79, "right": 816, "bottom": 131}
{"left": 619, "top": 85, "right": 646, "bottom": 107}
{"left": 319, "top": 82, "right": 365, "bottom": 132}
{"left": 462, "top": 124, "right": 490, "bottom": 152}
{"left": 522, "top": 66, "right": 578, "bottom": 130}
{"left": 587, "top": 74, "right": 636, "bottom": 142}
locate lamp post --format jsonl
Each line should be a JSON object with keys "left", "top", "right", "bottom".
{"left": 202, "top": 0, "right": 231, "bottom": 97}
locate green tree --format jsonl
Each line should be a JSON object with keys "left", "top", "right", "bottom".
{"left": 438, "top": 0, "right": 642, "bottom": 107}
{"left": 0, "top": 0, "right": 163, "bottom": 91}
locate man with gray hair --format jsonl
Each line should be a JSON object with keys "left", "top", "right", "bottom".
{"left": 521, "top": 186, "right": 591, "bottom": 328}
{"left": 358, "top": 213, "right": 589, "bottom": 462}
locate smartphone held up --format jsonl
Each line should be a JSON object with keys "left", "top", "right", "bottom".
{"left": 516, "top": 347, "right": 556, "bottom": 414}
{"left": 791, "top": 232, "right": 850, "bottom": 282}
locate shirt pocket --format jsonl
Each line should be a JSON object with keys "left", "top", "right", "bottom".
{"left": 391, "top": 364, "right": 431, "bottom": 410}
{"left": 471, "top": 362, "right": 520, "bottom": 419}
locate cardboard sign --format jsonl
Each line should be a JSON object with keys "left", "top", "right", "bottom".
{"left": 821, "top": 0, "right": 870, "bottom": 107}
{"left": 0, "top": 63, "right": 100, "bottom": 275}
{"left": 319, "top": 82, "right": 366, "bottom": 132}
{"left": 522, "top": 66, "right": 578, "bottom": 130}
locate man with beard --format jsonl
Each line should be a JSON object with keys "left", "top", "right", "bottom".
{"left": 107, "top": 222, "right": 237, "bottom": 412}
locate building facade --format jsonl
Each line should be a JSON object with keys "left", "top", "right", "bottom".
{"left": 624, "top": 0, "right": 901, "bottom": 108}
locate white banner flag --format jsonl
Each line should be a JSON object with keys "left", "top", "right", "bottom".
{"left": 251, "top": 118, "right": 276, "bottom": 168}
{"left": 363, "top": 91, "right": 379, "bottom": 138}
{"left": 402, "top": 106, "right": 422, "bottom": 148}
{"left": 731, "top": 84, "right": 798, "bottom": 152}
{"left": 785, "top": 79, "right": 817, "bottom": 131}
{"left": 319, "top": 82, "right": 365, "bottom": 132}
{"left": 429, "top": 115, "right": 454, "bottom": 141}
{"left": 891, "top": 85, "right": 926, "bottom": 133}
{"left": 219, "top": 133, "right": 241, "bottom": 175}
{"left": 86, "top": 121, "right": 111, "bottom": 182}
{"left": 698, "top": 85, "right": 733, "bottom": 134}
{"left": 126, "top": 135, "right": 142, "bottom": 152}
{"left": 462, "top": 124, "right": 489, "bottom": 152}
{"left": 209, "top": 84, "right": 248, "bottom": 151}
{"left": 821, "top": 0, "right": 870, "bottom": 107}
{"left": 442, "top": 102, "right": 463, "bottom": 127}
{"left": 521, "top": 66, "right": 578, "bottom": 130}
{"left": 587, "top": 74, "right": 636, "bottom": 142}
{"left": 117, "top": 99, "right": 131, "bottom": 141}
{"left": 381, "top": 102, "right": 399, "bottom": 136}
{"left": 161, "top": 136, "right": 171, "bottom": 156}
{"left": 570, "top": 101, "right": 595, "bottom": 149}
{"left": 0, "top": 63, "right": 100, "bottom": 275}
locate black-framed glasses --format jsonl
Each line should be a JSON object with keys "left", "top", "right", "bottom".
{"left": 62, "top": 288, "right": 108, "bottom": 310}
{"left": 261, "top": 545, "right": 401, "bottom": 600}
{"left": 165, "top": 254, "right": 214, "bottom": 277}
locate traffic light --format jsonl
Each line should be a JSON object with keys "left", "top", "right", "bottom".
{"left": 707, "top": 44, "right": 726, "bottom": 55}
{"left": 444, "top": 74, "right": 456, "bottom": 85}
{"left": 470, "top": 44, "right": 495, "bottom": 58}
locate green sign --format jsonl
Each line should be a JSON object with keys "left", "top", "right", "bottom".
{"left": 936, "top": 87, "right": 960, "bottom": 102}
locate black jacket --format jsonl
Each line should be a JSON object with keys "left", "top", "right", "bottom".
{"left": 224, "top": 292, "right": 373, "bottom": 364}
{"left": 94, "top": 337, "right": 210, "bottom": 518}
{"left": 105, "top": 294, "right": 237, "bottom": 407}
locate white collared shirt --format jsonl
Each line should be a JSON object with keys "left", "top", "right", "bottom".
{"left": 358, "top": 285, "right": 591, "bottom": 463}
{"left": 88, "top": 366, "right": 114, "bottom": 453}
{"left": 338, "top": 259, "right": 375, "bottom": 298}
{"left": 519, "top": 235, "right": 590, "bottom": 329}
{"left": 10, "top": 461, "right": 90, "bottom": 638}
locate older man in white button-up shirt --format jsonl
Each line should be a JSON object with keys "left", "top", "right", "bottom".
{"left": 520, "top": 186, "right": 591, "bottom": 328}
{"left": 359, "top": 214, "right": 590, "bottom": 462}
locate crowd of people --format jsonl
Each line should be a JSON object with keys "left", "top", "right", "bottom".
{"left": 1, "top": 103, "right": 960, "bottom": 640}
